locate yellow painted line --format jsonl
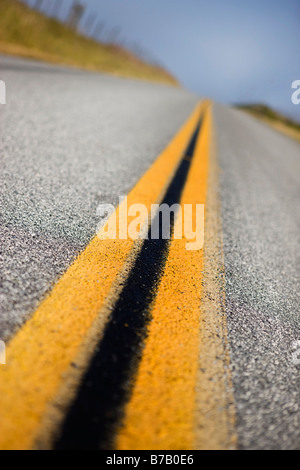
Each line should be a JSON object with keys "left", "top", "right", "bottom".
{"left": 194, "top": 118, "right": 237, "bottom": 450}
{"left": 0, "top": 103, "right": 203, "bottom": 451}
{"left": 116, "top": 104, "right": 236, "bottom": 450}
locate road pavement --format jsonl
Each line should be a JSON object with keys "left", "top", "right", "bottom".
{"left": 0, "top": 55, "right": 299, "bottom": 450}
{"left": 0, "top": 54, "right": 198, "bottom": 339}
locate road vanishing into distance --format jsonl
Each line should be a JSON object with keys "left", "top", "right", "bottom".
{"left": 0, "top": 55, "right": 300, "bottom": 451}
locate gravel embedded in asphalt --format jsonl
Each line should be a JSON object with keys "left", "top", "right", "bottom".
{"left": 0, "top": 55, "right": 198, "bottom": 339}
{"left": 215, "top": 104, "right": 300, "bottom": 449}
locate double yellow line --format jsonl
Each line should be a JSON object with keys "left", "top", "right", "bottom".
{"left": 0, "top": 101, "right": 236, "bottom": 450}
{"left": 116, "top": 104, "right": 236, "bottom": 450}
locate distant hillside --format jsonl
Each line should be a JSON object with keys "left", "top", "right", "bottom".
{"left": 236, "top": 103, "right": 300, "bottom": 142}
{"left": 0, "top": 0, "right": 178, "bottom": 86}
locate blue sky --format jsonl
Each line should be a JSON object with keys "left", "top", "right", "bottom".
{"left": 35, "top": 0, "right": 300, "bottom": 120}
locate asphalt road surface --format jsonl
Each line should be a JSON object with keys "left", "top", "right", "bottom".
{"left": 0, "top": 55, "right": 198, "bottom": 339}
{"left": 216, "top": 105, "right": 300, "bottom": 449}
{"left": 0, "top": 55, "right": 299, "bottom": 450}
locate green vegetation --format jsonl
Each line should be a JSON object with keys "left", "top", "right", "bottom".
{"left": 0, "top": 0, "right": 178, "bottom": 86}
{"left": 236, "top": 103, "right": 300, "bottom": 142}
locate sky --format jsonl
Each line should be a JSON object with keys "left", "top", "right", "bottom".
{"left": 34, "top": 0, "right": 300, "bottom": 120}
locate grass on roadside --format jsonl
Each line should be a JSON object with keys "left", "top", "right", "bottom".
{"left": 236, "top": 103, "right": 300, "bottom": 143}
{"left": 0, "top": 0, "right": 178, "bottom": 86}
